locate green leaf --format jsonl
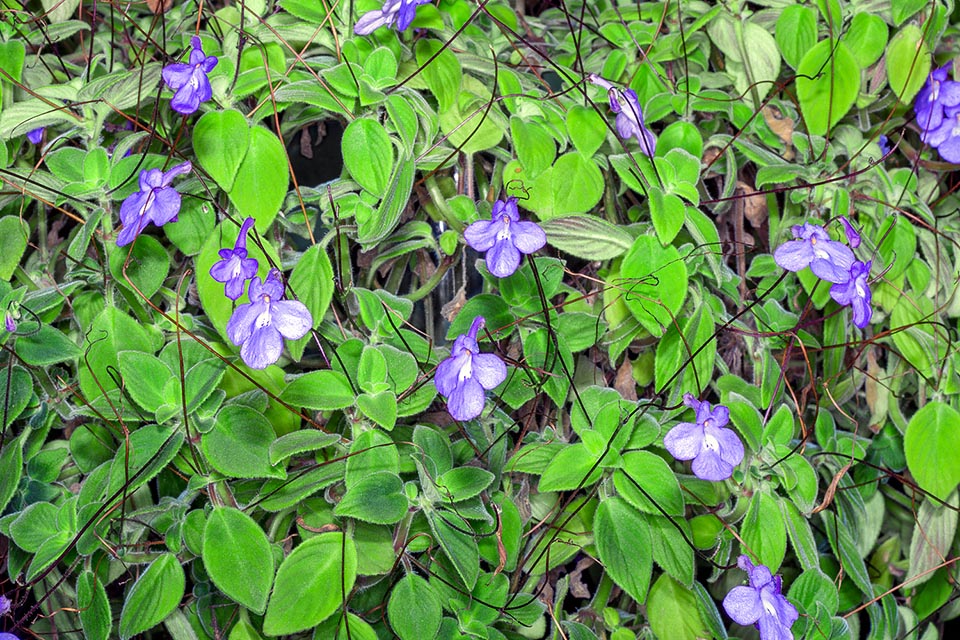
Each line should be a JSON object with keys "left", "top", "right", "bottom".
{"left": 647, "top": 574, "right": 708, "bottom": 640}
{"left": 614, "top": 450, "right": 684, "bottom": 516}
{"left": 202, "top": 405, "right": 285, "bottom": 479}
{"left": 904, "top": 401, "right": 960, "bottom": 501}
{"left": 14, "top": 324, "right": 82, "bottom": 366}
{"left": 79, "top": 306, "right": 156, "bottom": 399}
{"left": 193, "top": 109, "right": 249, "bottom": 192}
{"left": 118, "top": 351, "right": 173, "bottom": 413}
{"left": 0, "top": 216, "right": 28, "bottom": 280}
{"left": 435, "top": 467, "right": 494, "bottom": 503}
{"left": 775, "top": 5, "right": 817, "bottom": 70}
{"left": 821, "top": 510, "right": 873, "bottom": 596}
{"left": 594, "top": 497, "right": 652, "bottom": 604}
{"left": 415, "top": 39, "right": 461, "bottom": 113}
{"left": 77, "top": 570, "right": 111, "bottom": 640}
{"left": 540, "top": 215, "right": 633, "bottom": 260}
{"left": 796, "top": 40, "right": 860, "bottom": 136}
{"left": 342, "top": 118, "right": 394, "bottom": 196}
{"left": 119, "top": 553, "right": 186, "bottom": 639}
{"left": 106, "top": 424, "right": 184, "bottom": 499}
{"left": 539, "top": 444, "right": 602, "bottom": 491}
{"left": 0, "top": 40, "right": 26, "bottom": 83}
{"left": 742, "top": 491, "right": 787, "bottom": 572}
{"left": 886, "top": 25, "right": 931, "bottom": 105}
{"left": 511, "top": 116, "right": 556, "bottom": 178}
{"left": 388, "top": 574, "right": 443, "bottom": 640}
{"left": 842, "top": 14, "right": 888, "bottom": 68}
{"left": 346, "top": 429, "right": 399, "bottom": 487}
{"left": 566, "top": 105, "right": 607, "bottom": 157}
{"left": 203, "top": 507, "right": 275, "bottom": 613}
{"left": 619, "top": 235, "right": 688, "bottom": 337}
{"left": 269, "top": 430, "right": 340, "bottom": 465}
{"left": 357, "top": 157, "right": 415, "bottom": 249}
{"left": 788, "top": 569, "right": 840, "bottom": 618}
{"left": 649, "top": 188, "right": 685, "bottom": 245}
{"left": 110, "top": 234, "right": 170, "bottom": 299}
{"left": 286, "top": 243, "right": 335, "bottom": 359}
{"left": 262, "top": 532, "right": 358, "bottom": 635}
{"left": 230, "top": 126, "right": 288, "bottom": 232}
{"left": 427, "top": 509, "right": 479, "bottom": 590}
{"left": 0, "top": 365, "right": 31, "bottom": 428}
{"left": 334, "top": 471, "right": 408, "bottom": 524}
{"left": 905, "top": 491, "right": 958, "bottom": 588}
{"left": 0, "top": 428, "right": 24, "bottom": 514}
{"left": 891, "top": 0, "right": 927, "bottom": 25}
{"left": 656, "top": 121, "right": 703, "bottom": 160}
{"left": 164, "top": 198, "right": 215, "bottom": 256}
{"left": 280, "top": 369, "right": 355, "bottom": 410}
{"left": 10, "top": 501, "right": 59, "bottom": 552}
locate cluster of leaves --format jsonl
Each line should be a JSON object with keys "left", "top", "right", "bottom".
{"left": 0, "top": 0, "right": 959, "bottom": 639}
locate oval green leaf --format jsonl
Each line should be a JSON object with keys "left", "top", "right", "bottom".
{"left": 796, "top": 40, "right": 860, "bottom": 136}
{"left": 904, "top": 401, "right": 960, "bottom": 501}
{"left": 262, "top": 532, "right": 358, "bottom": 635}
{"left": 119, "top": 553, "right": 186, "bottom": 639}
{"left": 229, "top": 126, "right": 288, "bottom": 232}
{"left": 388, "top": 574, "right": 442, "bottom": 640}
{"left": 202, "top": 405, "right": 285, "bottom": 479}
{"left": 193, "top": 109, "right": 249, "bottom": 192}
{"left": 594, "top": 497, "right": 652, "bottom": 604}
{"left": 342, "top": 118, "right": 394, "bottom": 196}
{"left": 203, "top": 507, "right": 275, "bottom": 613}
{"left": 619, "top": 235, "right": 688, "bottom": 337}
{"left": 887, "top": 25, "right": 931, "bottom": 105}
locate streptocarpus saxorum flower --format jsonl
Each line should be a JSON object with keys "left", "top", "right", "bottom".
{"left": 915, "top": 66, "right": 960, "bottom": 140}
{"left": 923, "top": 105, "right": 960, "bottom": 163}
{"left": 26, "top": 128, "right": 43, "bottom": 144}
{"left": 838, "top": 216, "right": 860, "bottom": 249}
{"left": 434, "top": 316, "right": 507, "bottom": 421}
{"left": 227, "top": 269, "right": 312, "bottom": 369}
{"left": 210, "top": 217, "right": 259, "bottom": 300}
{"left": 116, "top": 161, "right": 192, "bottom": 247}
{"left": 587, "top": 74, "right": 657, "bottom": 156}
{"left": 878, "top": 134, "right": 890, "bottom": 156}
{"left": 663, "top": 393, "right": 744, "bottom": 481}
{"left": 0, "top": 594, "right": 9, "bottom": 616}
{"left": 723, "top": 555, "right": 798, "bottom": 640}
{"left": 464, "top": 197, "right": 546, "bottom": 278}
{"left": 161, "top": 36, "right": 218, "bottom": 115}
{"left": 830, "top": 260, "right": 872, "bottom": 329}
{"left": 772, "top": 223, "right": 855, "bottom": 284}
{"left": 4, "top": 312, "right": 15, "bottom": 333}
{"left": 355, "top": 0, "right": 431, "bottom": 35}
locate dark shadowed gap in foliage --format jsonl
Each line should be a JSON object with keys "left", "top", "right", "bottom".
{"left": 287, "top": 119, "right": 345, "bottom": 188}
{"left": 524, "top": 0, "right": 564, "bottom": 17}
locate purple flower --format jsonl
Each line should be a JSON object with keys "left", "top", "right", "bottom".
{"left": 210, "top": 217, "right": 259, "bottom": 300}
{"left": 588, "top": 74, "right": 657, "bottom": 156}
{"left": 226, "top": 269, "right": 312, "bottom": 369}
{"left": 434, "top": 316, "right": 507, "bottom": 421}
{"left": 915, "top": 66, "right": 960, "bottom": 140}
{"left": 4, "top": 313, "right": 15, "bottom": 333}
{"left": 663, "top": 394, "right": 744, "bottom": 482}
{"left": 354, "top": 0, "right": 432, "bottom": 34}
{"left": 0, "top": 634, "right": 17, "bottom": 640}
{"left": 924, "top": 105, "right": 960, "bottom": 163}
{"left": 772, "top": 223, "right": 856, "bottom": 284}
{"left": 26, "top": 127, "right": 43, "bottom": 144}
{"left": 830, "top": 260, "right": 872, "bottom": 329}
{"left": 463, "top": 197, "right": 546, "bottom": 278}
{"left": 838, "top": 216, "right": 860, "bottom": 249}
{"left": 878, "top": 134, "right": 890, "bottom": 156}
{"left": 723, "top": 555, "right": 798, "bottom": 640}
{"left": 161, "top": 36, "right": 218, "bottom": 115}
{"left": 116, "top": 161, "right": 192, "bottom": 247}
{"left": 0, "top": 594, "right": 9, "bottom": 616}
